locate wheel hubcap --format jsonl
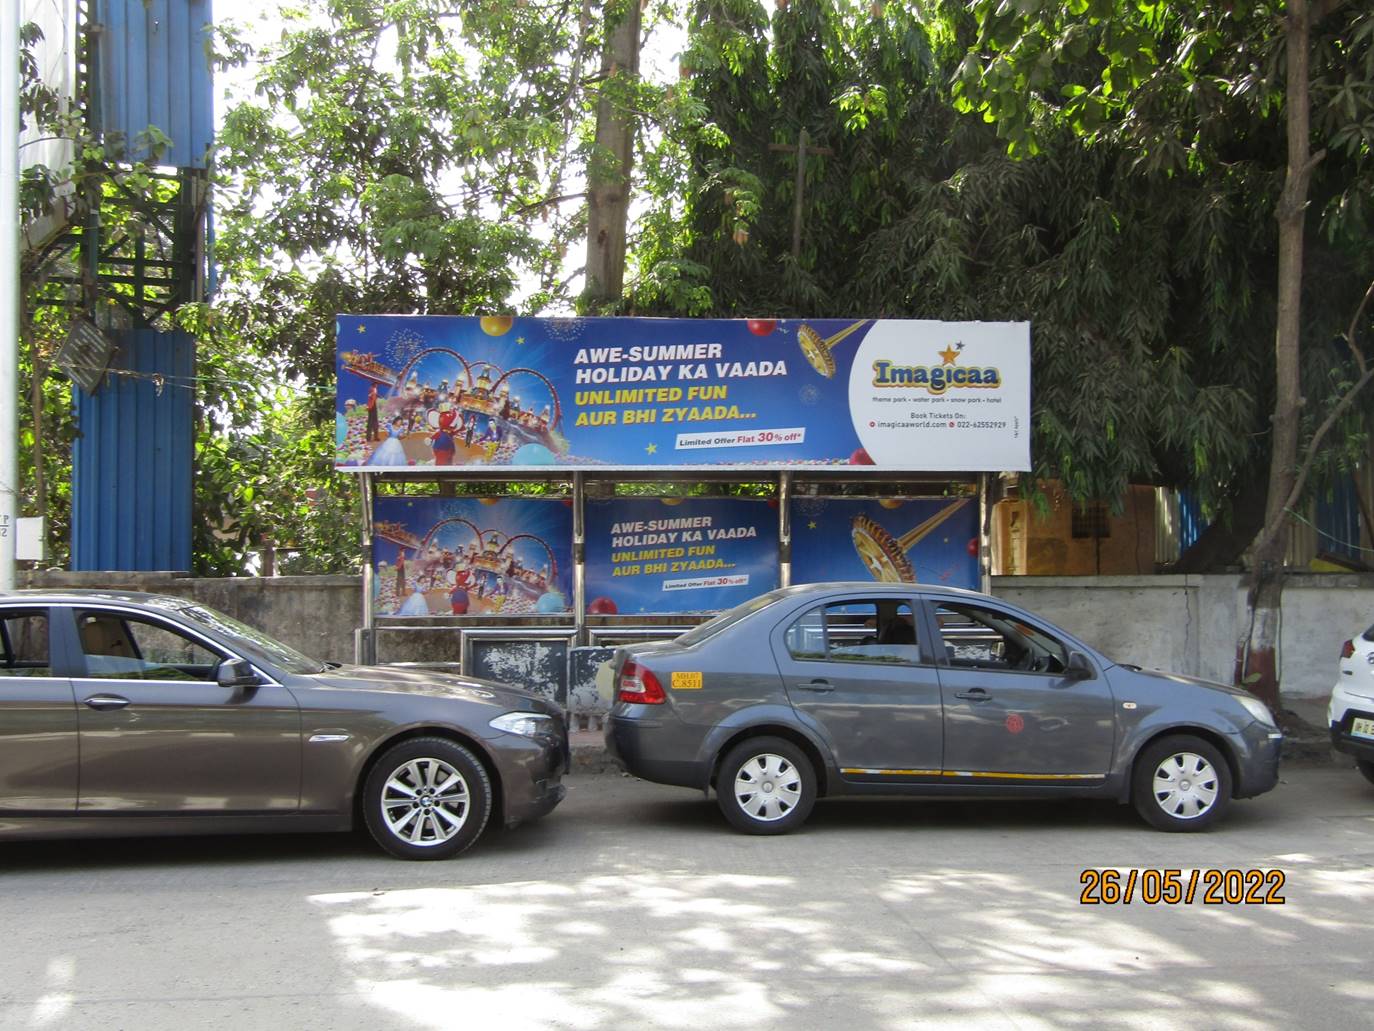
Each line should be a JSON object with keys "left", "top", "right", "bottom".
{"left": 734, "top": 753, "right": 801, "bottom": 822}
{"left": 382, "top": 757, "right": 469, "bottom": 846}
{"left": 1152, "top": 751, "right": 1218, "bottom": 820}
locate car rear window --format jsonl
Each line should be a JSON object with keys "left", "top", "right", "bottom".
{"left": 674, "top": 589, "right": 790, "bottom": 648}
{"left": 1364, "top": 623, "right": 1374, "bottom": 642}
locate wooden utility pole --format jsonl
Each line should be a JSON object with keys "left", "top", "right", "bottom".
{"left": 768, "top": 128, "right": 833, "bottom": 260}
{"left": 583, "top": 0, "right": 642, "bottom": 307}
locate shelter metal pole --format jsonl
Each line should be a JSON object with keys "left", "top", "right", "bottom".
{"left": 359, "top": 473, "right": 376, "bottom": 663}
{"left": 778, "top": 471, "right": 792, "bottom": 588}
{"left": 573, "top": 472, "right": 586, "bottom": 645}
{"left": 979, "top": 472, "right": 991, "bottom": 594}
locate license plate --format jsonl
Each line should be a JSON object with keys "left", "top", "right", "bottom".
{"left": 1352, "top": 717, "right": 1374, "bottom": 740}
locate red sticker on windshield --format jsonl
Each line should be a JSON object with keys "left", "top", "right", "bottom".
{"left": 1005, "top": 713, "right": 1025, "bottom": 734}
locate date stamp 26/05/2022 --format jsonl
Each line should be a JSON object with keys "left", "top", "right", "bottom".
{"left": 1079, "top": 868, "right": 1286, "bottom": 905}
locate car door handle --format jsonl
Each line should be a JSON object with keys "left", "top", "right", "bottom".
{"left": 795, "top": 680, "right": 834, "bottom": 693}
{"left": 84, "top": 694, "right": 131, "bottom": 711}
{"left": 954, "top": 688, "right": 990, "bottom": 701}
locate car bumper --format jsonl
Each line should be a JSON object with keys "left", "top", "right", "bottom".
{"left": 604, "top": 714, "right": 707, "bottom": 790}
{"left": 492, "top": 729, "right": 568, "bottom": 828}
{"left": 1235, "top": 728, "right": 1283, "bottom": 799}
{"left": 1330, "top": 706, "right": 1374, "bottom": 763}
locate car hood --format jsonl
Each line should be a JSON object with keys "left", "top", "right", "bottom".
{"left": 1121, "top": 665, "right": 1259, "bottom": 702}
{"left": 299, "top": 664, "right": 557, "bottom": 714}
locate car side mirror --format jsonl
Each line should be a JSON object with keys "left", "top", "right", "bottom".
{"left": 1065, "top": 650, "right": 1094, "bottom": 680}
{"left": 217, "top": 658, "right": 260, "bottom": 688}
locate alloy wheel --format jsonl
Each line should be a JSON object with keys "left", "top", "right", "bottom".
{"left": 380, "top": 757, "right": 470, "bottom": 846}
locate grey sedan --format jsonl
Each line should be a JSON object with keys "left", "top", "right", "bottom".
{"left": 605, "top": 583, "right": 1282, "bottom": 833}
{"left": 0, "top": 591, "right": 567, "bottom": 859}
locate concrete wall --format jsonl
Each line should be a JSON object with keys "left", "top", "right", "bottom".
{"left": 19, "top": 570, "right": 1370, "bottom": 701}
{"left": 992, "top": 573, "right": 1374, "bottom": 700}
{"left": 20, "top": 571, "right": 362, "bottom": 665}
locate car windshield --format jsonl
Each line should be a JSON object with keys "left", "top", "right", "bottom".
{"left": 179, "top": 604, "right": 327, "bottom": 675}
{"left": 675, "top": 588, "right": 791, "bottom": 648}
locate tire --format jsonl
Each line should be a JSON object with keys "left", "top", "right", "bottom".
{"left": 362, "top": 737, "right": 492, "bottom": 859}
{"left": 1356, "top": 759, "right": 1374, "bottom": 787}
{"left": 715, "top": 736, "right": 816, "bottom": 835}
{"left": 1131, "top": 735, "right": 1232, "bottom": 832}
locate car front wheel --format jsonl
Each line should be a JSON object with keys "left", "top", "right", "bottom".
{"left": 1131, "top": 735, "right": 1232, "bottom": 832}
{"left": 716, "top": 736, "right": 816, "bottom": 835}
{"left": 363, "top": 737, "right": 492, "bottom": 859}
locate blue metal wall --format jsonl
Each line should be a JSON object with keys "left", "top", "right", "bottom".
{"left": 1316, "top": 475, "right": 1363, "bottom": 562}
{"left": 72, "top": 330, "right": 195, "bottom": 571}
{"left": 92, "top": 0, "right": 214, "bottom": 168}
{"left": 1176, "top": 489, "right": 1205, "bottom": 554}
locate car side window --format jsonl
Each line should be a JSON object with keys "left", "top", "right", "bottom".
{"left": 785, "top": 600, "right": 921, "bottom": 665}
{"left": 77, "top": 611, "right": 225, "bottom": 682}
{"left": 934, "top": 602, "right": 1068, "bottom": 674}
{"left": 0, "top": 610, "right": 51, "bottom": 677}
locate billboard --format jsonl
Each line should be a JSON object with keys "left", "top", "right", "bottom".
{"left": 790, "top": 496, "right": 980, "bottom": 590}
{"left": 584, "top": 497, "right": 779, "bottom": 615}
{"left": 335, "top": 315, "right": 1029, "bottom": 472}
{"left": 371, "top": 496, "right": 573, "bottom": 616}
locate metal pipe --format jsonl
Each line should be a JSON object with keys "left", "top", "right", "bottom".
{"left": 572, "top": 471, "right": 586, "bottom": 645}
{"left": 359, "top": 472, "right": 375, "bottom": 662}
{"left": 778, "top": 471, "right": 792, "bottom": 588}
{"left": 0, "top": 4, "right": 19, "bottom": 591}
{"left": 979, "top": 472, "right": 991, "bottom": 593}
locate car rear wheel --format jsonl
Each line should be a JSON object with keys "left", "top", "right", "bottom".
{"left": 1131, "top": 735, "right": 1231, "bottom": 832}
{"left": 363, "top": 737, "right": 492, "bottom": 859}
{"left": 716, "top": 736, "right": 816, "bottom": 835}
{"left": 1356, "top": 759, "right": 1374, "bottom": 787}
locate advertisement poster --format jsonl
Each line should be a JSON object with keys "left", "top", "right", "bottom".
{"left": 584, "top": 497, "right": 780, "bottom": 615}
{"left": 372, "top": 497, "right": 573, "bottom": 616}
{"left": 335, "top": 315, "right": 1029, "bottom": 472}
{"left": 790, "top": 496, "right": 980, "bottom": 590}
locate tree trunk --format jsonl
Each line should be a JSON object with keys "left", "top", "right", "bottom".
{"left": 1240, "top": 0, "right": 1314, "bottom": 709}
{"left": 583, "top": 0, "right": 642, "bottom": 309}
{"left": 1168, "top": 465, "right": 1270, "bottom": 573}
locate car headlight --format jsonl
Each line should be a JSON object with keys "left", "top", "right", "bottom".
{"left": 1238, "top": 696, "right": 1277, "bottom": 728}
{"left": 489, "top": 711, "right": 555, "bottom": 737}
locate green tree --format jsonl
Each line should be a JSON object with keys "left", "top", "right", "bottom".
{"left": 953, "top": 0, "right": 1374, "bottom": 705}
{"left": 632, "top": 1, "right": 1309, "bottom": 523}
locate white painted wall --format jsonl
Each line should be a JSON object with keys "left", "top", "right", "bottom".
{"left": 993, "top": 574, "right": 1374, "bottom": 700}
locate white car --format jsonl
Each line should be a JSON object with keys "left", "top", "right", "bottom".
{"left": 1329, "top": 621, "right": 1374, "bottom": 784}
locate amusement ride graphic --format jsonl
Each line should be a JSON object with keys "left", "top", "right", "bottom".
{"left": 796, "top": 319, "right": 872, "bottom": 378}
{"left": 374, "top": 513, "right": 565, "bottom": 615}
{"left": 850, "top": 497, "right": 971, "bottom": 583}
{"left": 340, "top": 332, "right": 568, "bottom": 467}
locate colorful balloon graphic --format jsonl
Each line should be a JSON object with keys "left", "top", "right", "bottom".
{"left": 479, "top": 316, "right": 514, "bottom": 336}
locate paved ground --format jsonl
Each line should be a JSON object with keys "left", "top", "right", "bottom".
{"left": 2, "top": 762, "right": 1373, "bottom": 1031}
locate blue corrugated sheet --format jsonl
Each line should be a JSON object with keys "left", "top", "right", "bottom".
{"left": 72, "top": 329, "right": 194, "bottom": 571}
{"left": 1316, "top": 475, "right": 1363, "bottom": 562}
{"left": 1177, "top": 488, "right": 1205, "bottom": 554}
{"left": 92, "top": 0, "right": 214, "bottom": 168}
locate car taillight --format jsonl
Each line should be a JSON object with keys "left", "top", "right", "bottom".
{"left": 618, "top": 660, "right": 666, "bottom": 704}
{"left": 1341, "top": 639, "right": 1355, "bottom": 659}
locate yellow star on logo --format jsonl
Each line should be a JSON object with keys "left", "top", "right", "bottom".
{"left": 646, "top": 443, "right": 658, "bottom": 454}
{"left": 938, "top": 345, "right": 959, "bottom": 365}
{"left": 356, "top": 324, "right": 367, "bottom": 333}
{"left": 808, "top": 520, "right": 817, "bottom": 530}
{"left": 516, "top": 336, "right": 525, "bottom": 345}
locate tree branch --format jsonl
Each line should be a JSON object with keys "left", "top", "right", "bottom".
{"left": 1342, "top": 276, "right": 1374, "bottom": 376}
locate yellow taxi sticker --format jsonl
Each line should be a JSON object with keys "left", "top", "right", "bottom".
{"left": 671, "top": 671, "right": 703, "bottom": 690}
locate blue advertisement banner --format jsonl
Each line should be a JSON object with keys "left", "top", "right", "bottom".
{"left": 790, "top": 496, "right": 980, "bottom": 590}
{"left": 372, "top": 497, "right": 573, "bottom": 616}
{"left": 335, "top": 315, "right": 1030, "bottom": 472}
{"left": 584, "top": 497, "right": 780, "bottom": 615}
